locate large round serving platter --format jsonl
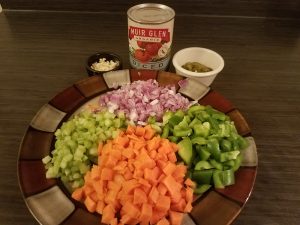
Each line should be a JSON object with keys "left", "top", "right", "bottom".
{"left": 18, "top": 69, "right": 257, "bottom": 225}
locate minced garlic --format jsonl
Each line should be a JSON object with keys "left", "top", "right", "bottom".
{"left": 91, "top": 58, "right": 119, "bottom": 71}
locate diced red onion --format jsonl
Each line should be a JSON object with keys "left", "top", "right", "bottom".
{"left": 99, "top": 79, "right": 191, "bottom": 123}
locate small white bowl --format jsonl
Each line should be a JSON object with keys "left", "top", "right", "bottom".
{"left": 172, "top": 47, "right": 224, "bottom": 86}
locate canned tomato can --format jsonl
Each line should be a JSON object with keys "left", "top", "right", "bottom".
{"left": 127, "top": 3, "right": 175, "bottom": 70}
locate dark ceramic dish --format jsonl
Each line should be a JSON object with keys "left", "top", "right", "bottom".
{"left": 18, "top": 69, "right": 257, "bottom": 225}
{"left": 86, "top": 52, "right": 122, "bottom": 76}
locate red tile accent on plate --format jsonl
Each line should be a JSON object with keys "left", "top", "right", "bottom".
{"left": 215, "top": 167, "right": 257, "bottom": 204}
{"left": 49, "top": 85, "right": 85, "bottom": 112}
{"left": 75, "top": 75, "right": 107, "bottom": 98}
{"left": 199, "top": 90, "right": 235, "bottom": 113}
{"left": 62, "top": 208, "right": 100, "bottom": 225}
{"left": 130, "top": 69, "right": 158, "bottom": 82}
{"left": 227, "top": 109, "right": 251, "bottom": 136}
{"left": 19, "top": 127, "right": 54, "bottom": 160}
{"left": 190, "top": 191, "right": 241, "bottom": 225}
{"left": 18, "top": 160, "right": 56, "bottom": 197}
{"left": 157, "top": 71, "right": 184, "bottom": 90}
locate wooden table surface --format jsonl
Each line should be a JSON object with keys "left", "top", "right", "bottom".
{"left": 1, "top": 8, "right": 300, "bottom": 225}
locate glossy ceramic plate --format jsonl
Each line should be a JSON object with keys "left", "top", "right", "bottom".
{"left": 18, "top": 69, "right": 257, "bottom": 225}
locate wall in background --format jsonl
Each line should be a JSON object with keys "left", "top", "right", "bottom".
{"left": 2, "top": 0, "right": 300, "bottom": 19}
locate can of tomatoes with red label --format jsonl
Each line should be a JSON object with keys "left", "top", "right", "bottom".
{"left": 127, "top": 3, "right": 175, "bottom": 70}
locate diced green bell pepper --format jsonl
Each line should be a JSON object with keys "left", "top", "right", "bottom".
{"left": 178, "top": 137, "right": 194, "bottom": 166}
{"left": 194, "top": 161, "right": 214, "bottom": 170}
{"left": 194, "top": 184, "right": 212, "bottom": 195}
{"left": 192, "top": 169, "right": 214, "bottom": 184}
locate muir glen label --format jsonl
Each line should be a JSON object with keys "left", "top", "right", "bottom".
{"left": 127, "top": 4, "right": 175, "bottom": 70}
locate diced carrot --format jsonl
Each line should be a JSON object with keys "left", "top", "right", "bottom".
{"left": 157, "top": 145, "right": 172, "bottom": 155}
{"left": 113, "top": 174, "right": 125, "bottom": 184}
{"left": 124, "top": 168, "right": 133, "bottom": 180}
{"left": 162, "top": 162, "right": 177, "bottom": 176}
{"left": 149, "top": 150, "right": 157, "bottom": 159}
{"left": 184, "top": 178, "right": 196, "bottom": 188}
{"left": 157, "top": 160, "right": 167, "bottom": 170}
{"left": 139, "top": 203, "right": 152, "bottom": 222}
{"left": 123, "top": 179, "right": 140, "bottom": 194}
{"left": 83, "top": 184, "right": 94, "bottom": 196}
{"left": 157, "top": 217, "right": 170, "bottom": 225}
{"left": 71, "top": 126, "right": 193, "bottom": 225}
{"left": 101, "top": 167, "right": 114, "bottom": 181}
{"left": 122, "top": 147, "right": 135, "bottom": 159}
{"left": 115, "top": 135, "right": 129, "bottom": 147}
{"left": 120, "top": 214, "right": 139, "bottom": 225}
{"left": 128, "top": 134, "right": 142, "bottom": 142}
{"left": 89, "top": 191, "right": 98, "bottom": 203}
{"left": 157, "top": 183, "right": 168, "bottom": 196}
{"left": 146, "top": 136, "right": 160, "bottom": 151}
{"left": 135, "top": 142, "right": 147, "bottom": 151}
{"left": 170, "top": 142, "right": 178, "bottom": 152}
{"left": 155, "top": 195, "right": 171, "bottom": 212}
{"left": 172, "top": 164, "right": 187, "bottom": 181}
{"left": 126, "top": 125, "right": 136, "bottom": 135}
{"left": 149, "top": 186, "right": 159, "bottom": 204}
{"left": 144, "top": 125, "right": 156, "bottom": 140}
{"left": 136, "top": 151, "right": 156, "bottom": 169}
{"left": 96, "top": 200, "right": 105, "bottom": 214}
{"left": 169, "top": 211, "right": 184, "bottom": 225}
{"left": 110, "top": 218, "right": 118, "bottom": 225}
{"left": 84, "top": 196, "right": 97, "bottom": 213}
{"left": 184, "top": 201, "right": 193, "bottom": 213}
{"left": 185, "top": 187, "right": 194, "bottom": 203}
{"left": 156, "top": 152, "right": 168, "bottom": 161}
{"left": 170, "top": 199, "right": 186, "bottom": 212}
{"left": 91, "top": 165, "right": 100, "bottom": 180}
{"left": 167, "top": 152, "right": 177, "bottom": 163}
{"left": 71, "top": 187, "right": 83, "bottom": 201}
{"left": 133, "top": 188, "right": 147, "bottom": 205}
{"left": 150, "top": 209, "right": 166, "bottom": 225}
{"left": 114, "top": 161, "right": 127, "bottom": 171}
{"left": 122, "top": 201, "right": 140, "bottom": 219}
{"left": 102, "top": 204, "right": 116, "bottom": 224}
{"left": 162, "top": 175, "right": 182, "bottom": 197}
{"left": 135, "top": 126, "right": 146, "bottom": 137}
{"left": 133, "top": 169, "right": 144, "bottom": 179}
{"left": 144, "top": 166, "right": 160, "bottom": 185}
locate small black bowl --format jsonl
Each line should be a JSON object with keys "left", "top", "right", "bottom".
{"left": 86, "top": 52, "right": 122, "bottom": 76}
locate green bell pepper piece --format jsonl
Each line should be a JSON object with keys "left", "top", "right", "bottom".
{"left": 209, "top": 159, "right": 223, "bottom": 170}
{"left": 168, "top": 115, "right": 183, "bottom": 127}
{"left": 193, "top": 122, "right": 210, "bottom": 137}
{"left": 196, "top": 147, "right": 211, "bottom": 161}
{"left": 161, "top": 124, "right": 170, "bottom": 138}
{"left": 187, "top": 105, "right": 205, "bottom": 117}
{"left": 191, "top": 136, "right": 207, "bottom": 145}
{"left": 178, "top": 138, "right": 194, "bottom": 166}
{"left": 220, "top": 139, "right": 232, "bottom": 151}
{"left": 194, "top": 161, "right": 214, "bottom": 170}
{"left": 207, "top": 138, "right": 221, "bottom": 160}
{"left": 194, "top": 184, "right": 212, "bottom": 195}
{"left": 168, "top": 136, "right": 180, "bottom": 143}
{"left": 173, "top": 128, "right": 192, "bottom": 137}
{"left": 220, "top": 150, "right": 240, "bottom": 162}
{"left": 192, "top": 169, "right": 214, "bottom": 184}
{"left": 232, "top": 154, "right": 242, "bottom": 171}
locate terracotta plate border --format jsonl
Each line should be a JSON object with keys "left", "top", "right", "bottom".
{"left": 17, "top": 69, "right": 257, "bottom": 225}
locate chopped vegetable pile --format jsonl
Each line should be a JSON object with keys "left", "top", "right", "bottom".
{"left": 161, "top": 105, "right": 248, "bottom": 192}
{"left": 99, "top": 79, "right": 190, "bottom": 123}
{"left": 43, "top": 110, "right": 127, "bottom": 190}
{"left": 72, "top": 125, "right": 193, "bottom": 225}
{"left": 42, "top": 79, "right": 249, "bottom": 225}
